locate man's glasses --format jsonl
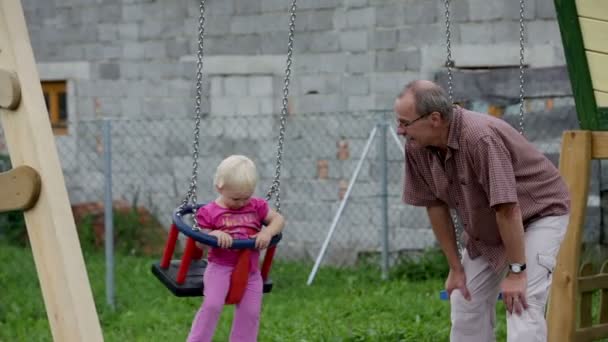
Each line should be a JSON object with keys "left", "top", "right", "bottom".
{"left": 398, "top": 113, "right": 430, "bottom": 128}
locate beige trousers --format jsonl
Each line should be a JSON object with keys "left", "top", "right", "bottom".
{"left": 449, "top": 214, "right": 569, "bottom": 342}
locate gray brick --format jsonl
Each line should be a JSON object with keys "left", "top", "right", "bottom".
{"left": 298, "top": 32, "right": 340, "bottom": 53}
{"left": 99, "top": 4, "right": 122, "bottom": 24}
{"left": 467, "top": 0, "right": 505, "bottom": 21}
{"left": 140, "top": 20, "right": 164, "bottom": 40}
{"left": 347, "top": 95, "right": 374, "bottom": 111}
{"left": 536, "top": 0, "right": 556, "bottom": 19}
{"left": 372, "top": 29, "right": 397, "bottom": 50}
{"left": 340, "top": 30, "right": 368, "bottom": 52}
{"left": 458, "top": 22, "right": 494, "bottom": 44}
{"left": 333, "top": 8, "right": 347, "bottom": 30}
{"left": 376, "top": 50, "right": 421, "bottom": 72}
{"left": 403, "top": 0, "right": 438, "bottom": 24}
{"left": 346, "top": 8, "right": 376, "bottom": 28}
{"left": 235, "top": 0, "right": 261, "bottom": 14}
{"left": 526, "top": 20, "right": 562, "bottom": 44}
{"left": 347, "top": 53, "right": 374, "bottom": 74}
{"left": 224, "top": 76, "right": 249, "bottom": 96}
{"left": 210, "top": 77, "right": 224, "bottom": 97}
{"left": 166, "top": 39, "right": 190, "bottom": 59}
{"left": 203, "top": 16, "right": 232, "bottom": 36}
{"left": 261, "top": 0, "right": 290, "bottom": 12}
{"left": 99, "top": 63, "right": 120, "bottom": 80}
{"left": 346, "top": 0, "right": 368, "bottom": 8}
{"left": 375, "top": 5, "right": 404, "bottom": 28}
{"left": 143, "top": 40, "right": 166, "bottom": 60}
{"left": 298, "top": 0, "right": 341, "bottom": 10}
{"left": 122, "top": 4, "right": 144, "bottom": 22}
{"left": 371, "top": 72, "right": 419, "bottom": 94}
{"left": 249, "top": 76, "right": 274, "bottom": 96}
{"left": 205, "top": 35, "right": 262, "bottom": 54}
{"left": 397, "top": 24, "right": 445, "bottom": 47}
{"left": 163, "top": 2, "right": 188, "bottom": 19}
{"left": 119, "top": 23, "right": 139, "bottom": 41}
{"left": 123, "top": 43, "right": 145, "bottom": 60}
{"left": 102, "top": 45, "right": 123, "bottom": 59}
{"left": 492, "top": 21, "right": 521, "bottom": 44}
{"left": 298, "top": 74, "right": 342, "bottom": 94}
{"left": 300, "top": 10, "right": 334, "bottom": 32}
{"left": 64, "top": 45, "right": 85, "bottom": 60}
{"left": 296, "top": 53, "right": 348, "bottom": 73}
{"left": 260, "top": 31, "right": 289, "bottom": 54}
{"left": 294, "top": 94, "right": 345, "bottom": 113}
{"left": 343, "top": 76, "right": 370, "bottom": 96}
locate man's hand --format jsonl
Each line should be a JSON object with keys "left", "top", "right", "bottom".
{"left": 446, "top": 267, "right": 471, "bottom": 301}
{"left": 251, "top": 230, "right": 273, "bottom": 249}
{"left": 501, "top": 272, "right": 529, "bottom": 315}
{"left": 209, "top": 230, "right": 233, "bottom": 248}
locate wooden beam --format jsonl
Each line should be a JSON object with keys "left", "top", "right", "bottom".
{"left": 576, "top": 323, "right": 608, "bottom": 342}
{"left": 579, "top": 263, "right": 595, "bottom": 327}
{"left": 548, "top": 130, "right": 592, "bottom": 342}
{"left": 579, "top": 273, "right": 608, "bottom": 292}
{"left": 599, "top": 260, "right": 608, "bottom": 323}
{"left": 0, "top": 68, "right": 20, "bottom": 109}
{"left": 0, "top": 2, "right": 103, "bottom": 342}
{"left": 0, "top": 165, "right": 41, "bottom": 211}
{"left": 555, "top": 0, "right": 600, "bottom": 129}
{"left": 592, "top": 131, "right": 608, "bottom": 158}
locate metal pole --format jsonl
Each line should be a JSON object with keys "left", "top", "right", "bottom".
{"left": 389, "top": 126, "right": 405, "bottom": 155}
{"left": 102, "top": 119, "right": 115, "bottom": 310}
{"left": 379, "top": 122, "right": 389, "bottom": 280}
{"left": 307, "top": 125, "right": 379, "bottom": 285}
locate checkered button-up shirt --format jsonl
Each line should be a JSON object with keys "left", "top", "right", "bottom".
{"left": 403, "top": 107, "right": 570, "bottom": 271}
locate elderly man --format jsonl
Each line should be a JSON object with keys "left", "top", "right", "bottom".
{"left": 395, "top": 80, "right": 570, "bottom": 341}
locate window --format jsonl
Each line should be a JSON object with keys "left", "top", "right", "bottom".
{"left": 41, "top": 81, "right": 68, "bottom": 135}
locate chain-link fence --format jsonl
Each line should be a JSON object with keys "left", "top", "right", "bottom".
{"left": 2, "top": 98, "right": 604, "bottom": 272}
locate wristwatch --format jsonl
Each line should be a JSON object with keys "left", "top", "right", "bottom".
{"left": 509, "top": 263, "right": 527, "bottom": 274}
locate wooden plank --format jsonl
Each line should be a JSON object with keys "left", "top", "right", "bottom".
{"left": 555, "top": 0, "right": 599, "bottom": 129}
{"left": 0, "top": 165, "right": 40, "bottom": 211}
{"left": 580, "top": 17, "right": 608, "bottom": 54}
{"left": 0, "top": 68, "right": 20, "bottom": 109}
{"left": 576, "top": 0, "right": 608, "bottom": 21}
{"left": 0, "top": 2, "right": 103, "bottom": 342}
{"left": 592, "top": 131, "right": 608, "bottom": 159}
{"left": 579, "top": 273, "right": 608, "bottom": 292}
{"left": 548, "top": 130, "right": 592, "bottom": 342}
{"left": 596, "top": 91, "right": 608, "bottom": 107}
{"left": 600, "top": 261, "right": 608, "bottom": 323}
{"left": 587, "top": 51, "right": 608, "bottom": 93}
{"left": 576, "top": 323, "right": 608, "bottom": 342}
{"left": 580, "top": 263, "right": 595, "bottom": 328}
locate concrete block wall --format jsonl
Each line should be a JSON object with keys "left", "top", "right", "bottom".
{"left": 3, "top": 0, "right": 595, "bottom": 263}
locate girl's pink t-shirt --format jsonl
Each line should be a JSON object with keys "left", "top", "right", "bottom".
{"left": 195, "top": 197, "right": 269, "bottom": 270}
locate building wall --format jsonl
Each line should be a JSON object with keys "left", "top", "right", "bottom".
{"left": 6, "top": 0, "right": 596, "bottom": 263}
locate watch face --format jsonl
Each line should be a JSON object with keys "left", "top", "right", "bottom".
{"left": 511, "top": 264, "right": 521, "bottom": 272}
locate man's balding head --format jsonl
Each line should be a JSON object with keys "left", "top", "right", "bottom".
{"left": 397, "top": 80, "right": 453, "bottom": 121}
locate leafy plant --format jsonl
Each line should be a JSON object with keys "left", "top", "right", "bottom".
{"left": 390, "top": 248, "right": 449, "bottom": 281}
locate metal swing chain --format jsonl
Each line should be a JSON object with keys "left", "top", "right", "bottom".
{"left": 181, "top": 0, "right": 207, "bottom": 212}
{"left": 443, "top": 0, "right": 527, "bottom": 256}
{"left": 443, "top": 0, "right": 463, "bottom": 257}
{"left": 517, "top": 0, "right": 526, "bottom": 135}
{"left": 265, "top": 0, "right": 297, "bottom": 213}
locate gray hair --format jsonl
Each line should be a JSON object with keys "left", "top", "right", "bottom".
{"left": 399, "top": 80, "right": 453, "bottom": 121}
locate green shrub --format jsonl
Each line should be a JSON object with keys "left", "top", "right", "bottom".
{"left": 390, "top": 248, "right": 449, "bottom": 281}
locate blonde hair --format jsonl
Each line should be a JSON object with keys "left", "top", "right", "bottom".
{"left": 214, "top": 155, "right": 258, "bottom": 192}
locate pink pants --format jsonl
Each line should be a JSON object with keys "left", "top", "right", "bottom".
{"left": 450, "top": 214, "right": 569, "bottom": 342}
{"left": 187, "top": 262, "right": 263, "bottom": 342}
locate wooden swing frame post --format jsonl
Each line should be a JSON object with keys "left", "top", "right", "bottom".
{"left": 0, "top": 1, "right": 103, "bottom": 341}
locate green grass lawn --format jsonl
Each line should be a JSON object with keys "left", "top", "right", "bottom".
{"left": 0, "top": 243, "right": 509, "bottom": 341}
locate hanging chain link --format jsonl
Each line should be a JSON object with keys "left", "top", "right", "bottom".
{"left": 265, "top": 0, "right": 297, "bottom": 213}
{"left": 443, "top": 0, "right": 455, "bottom": 102}
{"left": 518, "top": 0, "right": 526, "bottom": 135}
{"left": 181, "top": 0, "right": 206, "bottom": 212}
{"left": 443, "top": 0, "right": 463, "bottom": 257}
